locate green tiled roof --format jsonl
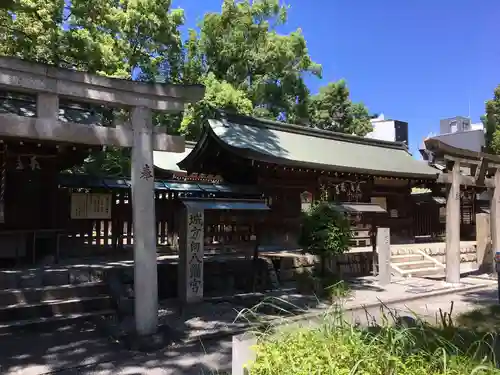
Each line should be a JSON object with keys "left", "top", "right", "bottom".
{"left": 184, "top": 112, "right": 439, "bottom": 179}
{"left": 153, "top": 141, "right": 195, "bottom": 173}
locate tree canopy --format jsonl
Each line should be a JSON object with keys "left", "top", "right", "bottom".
{"left": 0, "top": 0, "right": 185, "bottom": 80}
{"left": 485, "top": 85, "right": 500, "bottom": 155}
{"left": 0, "top": 0, "right": 373, "bottom": 176}
{"left": 308, "top": 80, "right": 372, "bottom": 136}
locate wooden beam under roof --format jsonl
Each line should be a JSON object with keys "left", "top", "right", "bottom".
{"left": 436, "top": 172, "right": 495, "bottom": 188}
{"left": 0, "top": 113, "right": 184, "bottom": 151}
{"left": 474, "top": 157, "right": 488, "bottom": 186}
{"left": 425, "top": 138, "right": 500, "bottom": 166}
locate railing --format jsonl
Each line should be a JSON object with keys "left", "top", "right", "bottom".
{"left": 415, "top": 248, "right": 446, "bottom": 269}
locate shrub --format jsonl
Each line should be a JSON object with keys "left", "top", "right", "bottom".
{"left": 298, "top": 201, "right": 352, "bottom": 275}
{"left": 249, "top": 307, "right": 500, "bottom": 375}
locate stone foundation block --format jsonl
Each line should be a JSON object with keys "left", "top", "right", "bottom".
{"left": 18, "top": 272, "right": 42, "bottom": 288}
{"left": 42, "top": 269, "right": 70, "bottom": 286}
{"left": 69, "top": 268, "right": 92, "bottom": 284}
{"left": 0, "top": 271, "right": 19, "bottom": 289}
{"left": 89, "top": 269, "right": 106, "bottom": 282}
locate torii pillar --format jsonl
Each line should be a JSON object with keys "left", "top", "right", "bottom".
{"left": 445, "top": 160, "right": 461, "bottom": 284}
{"left": 490, "top": 169, "right": 500, "bottom": 273}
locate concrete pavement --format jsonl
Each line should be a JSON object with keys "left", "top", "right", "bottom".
{"left": 55, "top": 285, "right": 500, "bottom": 375}
{"left": 1, "top": 278, "right": 498, "bottom": 375}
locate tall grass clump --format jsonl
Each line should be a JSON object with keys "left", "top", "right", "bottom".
{"left": 247, "top": 305, "right": 500, "bottom": 375}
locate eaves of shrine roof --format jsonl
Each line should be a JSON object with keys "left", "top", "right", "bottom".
{"left": 153, "top": 141, "right": 195, "bottom": 174}
{"left": 179, "top": 112, "right": 440, "bottom": 179}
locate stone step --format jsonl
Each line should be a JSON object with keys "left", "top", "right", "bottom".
{"left": 0, "top": 267, "right": 104, "bottom": 289}
{"left": 390, "top": 254, "right": 424, "bottom": 264}
{"left": 400, "top": 267, "right": 444, "bottom": 278}
{"left": 0, "top": 282, "right": 108, "bottom": 308}
{"left": 0, "top": 296, "right": 113, "bottom": 323}
{"left": 390, "top": 248, "right": 415, "bottom": 256}
{"left": 0, "top": 310, "right": 115, "bottom": 335}
{"left": 395, "top": 260, "right": 438, "bottom": 271}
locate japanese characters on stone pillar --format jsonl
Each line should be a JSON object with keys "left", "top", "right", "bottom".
{"left": 377, "top": 227, "right": 391, "bottom": 285}
{"left": 446, "top": 161, "right": 461, "bottom": 284}
{"left": 0, "top": 144, "right": 6, "bottom": 224}
{"left": 130, "top": 106, "right": 158, "bottom": 335}
{"left": 179, "top": 203, "right": 204, "bottom": 303}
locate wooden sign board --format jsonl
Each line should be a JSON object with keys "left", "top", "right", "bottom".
{"left": 71, "top": 193, "right": 112, "bottom": 219}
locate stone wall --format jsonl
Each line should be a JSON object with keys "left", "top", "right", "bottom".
{"left": 268, "top": 241, "right": 478, "bottom": 285}
{"left": 0, "top": 257, "right": 272, "bottom": 301}
{"left": 391, "top": 241, "right": 477, "bottom": 267}
{"left": 0, "top": 241, "right": 478, "bottom": 295}
{"left": 272, "top": 251, "right": 374, "bottom": 283}
{"left": 110, "top": 257, "right": 273, "bottom": 301}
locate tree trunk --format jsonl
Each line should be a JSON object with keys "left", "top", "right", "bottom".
{"left": 320, "top": 254, "right": 326, "bottom": 277}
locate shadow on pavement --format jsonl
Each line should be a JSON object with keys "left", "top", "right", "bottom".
{"left": 0, "top": 320, "right": 232, "bottom": 375}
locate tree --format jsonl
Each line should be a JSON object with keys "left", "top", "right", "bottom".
{"left": 1, "top": 0, "right": 373, "bottom": 173}
{"left": 1, "top": 0, "right": 185, "bottom": 79}
{"left": 308, "top": 80, "right": 373, "bottom": 136}
{"left": 175, "top": 0, "right": 321, "bottom": 134}
{"left": 0, "top": 0, "right": 186, "bottom": 176}
{"left": 485, "top": 85, "right": 500, "bottom": 154}
{"left": 180, "top": 73, "right": 253, "bottom": 140}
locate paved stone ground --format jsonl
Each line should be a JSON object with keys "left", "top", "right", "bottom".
{"left": 0, "top": 276, "right": 498, "bottom": 375}
{"left": 154, "top": 275, "right": 498, "bottom": 342}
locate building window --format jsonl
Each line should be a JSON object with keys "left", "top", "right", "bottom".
{"left": 450, "top": 121, "right": 458, "bottom": 133}
{"left": 439, "top": 206, "right": 446, "bottom": 224}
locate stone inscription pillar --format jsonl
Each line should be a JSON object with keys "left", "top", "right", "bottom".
{"left": 130, "top": 106, "right": 158, "bottom": 336}
{"left": 232, "top": 333, "right": 257, "bottom": 375}
{"left": 476, "top": 212, "right": 491, "bottom": 273}
{"left": 446, "top": 161, "right": 461, "bottom": 284}
{"left": 377, "top": 227, "right": 391, "bottom": 286}
{"left": 178, "top": 203, "right": 204, "bottom": 303}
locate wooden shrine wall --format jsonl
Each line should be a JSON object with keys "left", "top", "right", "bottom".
{"left": 371, "top": 178, "right": 414, "bottom": 244}
{"left": 256, "top": 171, "right": 419, "bottom": 248}
{"left": 412, "top": 190, "right": 477, "bottom": 241}
{"left": 51, "top": 189, "right": 262, "bottom": 259}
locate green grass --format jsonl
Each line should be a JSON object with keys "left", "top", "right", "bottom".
{"left": 241, "top": 300, "right": 500, "bottom": 375}
{"left": 456, "top": 304, "right": 500, "bottom": 333}
{"left": 294, "top": 269, "right": 352, "bottom": 302}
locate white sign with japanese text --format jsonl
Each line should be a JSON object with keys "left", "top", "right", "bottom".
{"left": 71, "top": 193, "right": 112, "bottom": 220}
{"left": 185, "top": 205, "right": 204, "bottom": 302}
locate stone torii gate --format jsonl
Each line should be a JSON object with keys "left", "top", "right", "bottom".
{"left": 425, "top": 138, "right": 500, "bottom": 284}
{"left": 0, "top": 57, "right": 205, "bottom": 336}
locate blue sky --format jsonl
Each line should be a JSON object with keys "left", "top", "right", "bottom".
{"left": 173, "top": 0, "right": 500, "bottom": 156}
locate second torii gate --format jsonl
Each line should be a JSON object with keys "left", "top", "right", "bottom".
{"left": 425, "top": 138, "right": 500, "bottom": 284}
